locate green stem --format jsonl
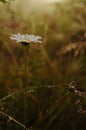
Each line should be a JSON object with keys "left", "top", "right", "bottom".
{"left": 24, "top": 45, "right": 28, "bottom": 130}
{"left": 24, "top": 45, "right": 28, "bottom": 92}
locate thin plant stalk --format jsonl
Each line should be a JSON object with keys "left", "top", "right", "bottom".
{"left": 23, "top": 45, "right": 28, "bottom": 130}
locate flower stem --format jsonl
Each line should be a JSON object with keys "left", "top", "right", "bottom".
{"left": 24, "top": 45, "right": 28, "bottom": 130}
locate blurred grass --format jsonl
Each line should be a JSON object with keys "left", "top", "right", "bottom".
{"left": 0, "top": 0, "right": 86, "bottom": 130}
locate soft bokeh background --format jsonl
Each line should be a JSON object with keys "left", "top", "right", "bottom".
{"left": 0, "top": 0, "right": 86, "bottom": 130}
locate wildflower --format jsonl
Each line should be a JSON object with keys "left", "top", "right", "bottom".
{"left": 10, "top": 33, "right": 42, "bottom": 45}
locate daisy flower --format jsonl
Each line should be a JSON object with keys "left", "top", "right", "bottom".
{"left": 10, "top": 33, "right": 42, "bottom": 45}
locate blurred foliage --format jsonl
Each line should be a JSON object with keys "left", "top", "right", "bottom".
{"left": 0, "top": 0, "right": 14, "bottom": 4}
{"left": 0, "top": 0, "right": 86, "bottom": 130}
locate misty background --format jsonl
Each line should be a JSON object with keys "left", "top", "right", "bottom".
{"left": 0, "top": 0, "right": 86, "bottom": 130}
{"left": 9, "top": 0, "right": 65, "bottom": 18}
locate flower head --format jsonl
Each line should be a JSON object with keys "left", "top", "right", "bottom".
{"left": 10, "top": 33, "right": 42, "bottom": 45}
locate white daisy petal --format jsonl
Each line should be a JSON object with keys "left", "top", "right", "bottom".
{"left": 10, "top": 33, "right": 42, "bottom": 45}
